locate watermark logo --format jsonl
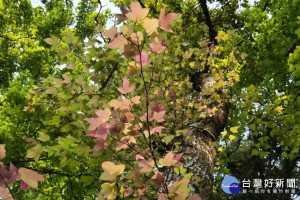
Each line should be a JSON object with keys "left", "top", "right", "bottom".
{"left": 222, "top": 176, "right": 241, "bottom": 194}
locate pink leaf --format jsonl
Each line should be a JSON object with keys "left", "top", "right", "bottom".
{"left": 151, "top": 126, "right": 165, "bottom": 134}
{"left": 152, "top": 103, "right": 165, "bottom": 112}
{"left": 152, "top": 111, "right": 166, "bottom": 122}
{"left": 159, "top": 7, "right": 178, "bottom": 33}
{"left": 103, "top": 26, "right": 118, "bottom": 40}
{"left": 0, "top": 145, "right": 5, "bottom": 160}
{"left": 140, "top": 110, "right": 154, "bottom": 122}
{"left": 85, "top": 118, "right": 103, "bottom": 131}
{"left": 157, "top": 90, "right": 164, "bottom": 96}
{"left": 19, "top": 167, "right": 44, "bottom": 189}
{"left": 116, "top": 136, "right": 136, "bottom": 152}
{"left": 134, "top": 52, "right": 148, "bottom": 67}
{"left": 124, "top": 187, "right": 132, "bottom": 197}
{"left": 118, "top": 78, "right": 135, "bottom": 94}
{"left": 20, "top": 181, "right": 30, "bottom": 190}
{"left": 107, "top": 34, "right": 126, "bottom": 49}
{"left": 125, "top": 2, "right": 149, "bottom": 21}
{"left": 87, "top": 123, "right": 109, "bottom": 139}
{"left": 0, "top": 163, "right": 20, "bottom": 187}
{"left": 150, "top": 42, "right": 166, "bottom": 54}
{"left": 94, "top": 138, "right": 108, "bottom": 152}
{"left": 0, "top": 187, "right": 12, "bottom": 199}
{"left": 168, "top": 91, "right": 174, "bottom": 98}
{"left": 135, "top": 155, "right": 154, "bottom": 173}
{"left": 173, "top": 153, "right": 184, "bottom": 166}
{"left": 95, "top": 108, "right": 111, "bottom": 122}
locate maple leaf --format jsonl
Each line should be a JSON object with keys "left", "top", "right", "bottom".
{"left": 122, "top": 44, "right": 138, "bottom": 58}
{"left": 109, "top": 121, "right": 125, "bottom": 136}
{"left": 121, "top": 111, "right": 134, "bottom": 123}
{"left": 136, "top": 155, "right": 154, "bottom": 173}
{"left": 20, "top": 181, "right": 30, "bottom": 190}
{"left": 103, "top": 27, "right": 118, "bottom": 40}
{"left": 230, "top": 126, "right": 238, "bottom": 133}
{"left": 127, "top": 62, "right": 140, "bottom": 78}
{"left": 124, "top": 124, "right": 140, "bottom": 136}
{"left": 152, "top": 103, "right": 165, "bottom": 112}
{"left": 19, "top": 167, "right": 44, "bottom": 189}
{"left": 130, "top": 31, "right": 144, "bottom": 45}
{"left": 45, "top": 87, "right": 57, "bottom": 97}
{"left": 0, "top": 145, "right": 5, "bottom": 160}
{"left": 86, "top": 123, "right": 109, "bottom": 139}
{"left": 151, "top": 172, "right": 165, "bottom": 188}
{"left": 114, "top": 2, "right": 129, "bottom": 22}
{"left": 159, "top": 7, "right": 178, "bottom": 33}
{"left": 109, "top": 97, "right": 132, "bottom": 111}
{"left": 118, "top": 78, "right": 135, "bottom": 94}
{"left": 62, "top": 30, "right": 78, "bottom": 44}
{"left": 133, "top": 164, "right": 143, "bottom": 187}
{"left": 44, "top": 35, "right": 60, "bottom": 51}
{"left": 0, "top": 187, "right": 12, "bottom": 199}
{"left": 134, "top": 52, "right": 148, "bottom": 67}
{"left": 100, "top": 161, "right": 125, "bottom": 181}
{"left": 131, "top": 96, "right": 141, "bottom": 104}
{"left": 120, "top": 25, "right": 133, "bottom": 36}
{"left": 158, "top": 194, "right": 168, "bottom": 200}
{"left": 153, "top": 110, "right": 166, "bottom": 122}
{"left": 172, "top": 178, "right": 189, "bottom": 200}
{"left": 124, "top": 187, "right": 132, "bottom": 197}
{"left": 125, "top": 2, "right": 149, "bottom": 22}
{"left": 173, "top": 153, "right": 184, "bottom": 166}
{"left": 87, "top": 129, "right": 107, "bottom": 139}
{"left": 151, "top": 126, "right": 165, "bottom": 134}
{"left": 0, "top": 163, "right": 20, "bottom": 187}
{"left": 140, "top": 110, "right": 154, "bottom": 122}
{"left": 116, "top": 136, "right": 136, "bottom": 152}
{"left": 85, "top": 118, "right": 103, "bottom": 131}
{"left": 143, "top": 18, "right": 159, "bottom": 34}
{"left": 150, "top": 41, "right": 167, "bottom": 54}
{"left": 95, "top": 108, "right": 111, "bottom": 122}
{"left": 107, "top": 34, "right": 126, "bottom": 49}
{"left": 62, "top": 74, "right": 72, "bottom": 87}
{"left": 159, "top": 152, "right": 176, "bottom": 166}
{"left": 94, "top": 138, "right": 108, "bottom": 152}
{"left": 100, "top": 183, "right": 117, "bottom": 200}
{"left": 159, "top": 152, "right": 183, "bottom": 167}
{"left": 26, "top": 144, "right": 43, "bottom": 162}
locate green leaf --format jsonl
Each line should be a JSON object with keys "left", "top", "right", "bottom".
{"left": 163, "top": 135, "right": 174, "bottom": 145}
{"left": 26, "top": 144, "right": 43, "bottom": 161}
{"left": 184, "top": 173, "right": 193, "bottom": 179}
{"left": 37, "top": 131, "right": 50, "bottom": 142}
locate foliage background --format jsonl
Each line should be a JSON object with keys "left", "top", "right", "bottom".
{"left": 0, "top": 0, "right": 299, "bottom": 199}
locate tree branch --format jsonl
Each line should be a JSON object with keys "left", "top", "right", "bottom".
{"left": 198, "top": 0, "right": 217, "bottom": 44}
{"left": 99, "top": 63, "right": 118, "bottom": 91}
{"left": 137, "top": 0, "right": 146, "bottom": 8}
{"left": 23, "top": 166, "right": 92, "bottom": 177}
{"left": 262, "top": 0, "right": 270, "bottom": 12}
{"left": 285, "top": 39, "right": 300, "bottom": 57}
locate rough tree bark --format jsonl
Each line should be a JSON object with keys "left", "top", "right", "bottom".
{"left": 167, "top": 73, "right": 229, "bottom": 200}
{"left": 166, "top": 1, "right": 227, "bottom": 199}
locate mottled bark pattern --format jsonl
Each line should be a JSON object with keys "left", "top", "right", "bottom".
{"left": 169, "top": 73, "right": 229, "bottom": 200}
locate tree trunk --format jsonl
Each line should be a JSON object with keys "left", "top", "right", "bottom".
{"left": 168, "top": 73, "right": 229, "bottom": 200}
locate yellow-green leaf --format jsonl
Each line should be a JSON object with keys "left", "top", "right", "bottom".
{"left": 37, "top": 131, "right": 50, "bottom": 142}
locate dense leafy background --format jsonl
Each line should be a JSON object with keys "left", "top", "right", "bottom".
{"left": 0, "top": 0, "right": 299, "bottom": 199}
